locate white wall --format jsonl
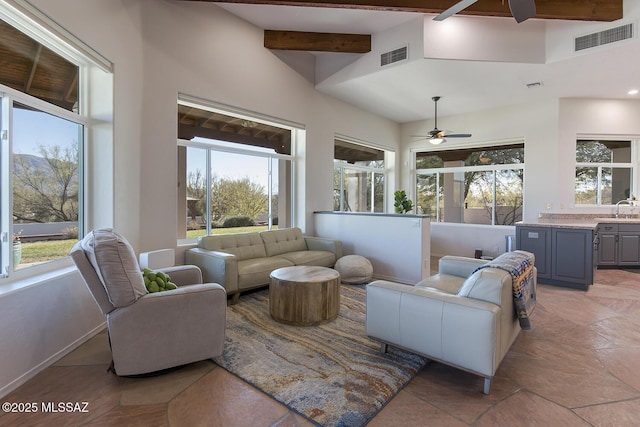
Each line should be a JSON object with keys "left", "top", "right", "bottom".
{"left": 0, "top": 268, "right": 105, "bottom": 397}
{"left": 401, "top": 99, "right": 561, "bottom": 221}
{"left": 401, "top": 97, "right": 640, "bottom": 258}
{"left": 0, "top": 0, "right": 401, "bottom": 397}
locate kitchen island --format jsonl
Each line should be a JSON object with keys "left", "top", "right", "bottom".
{"left": 517, "top": 214, "right": 640, "bottom": 289}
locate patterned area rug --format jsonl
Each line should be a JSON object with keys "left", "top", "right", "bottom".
{"left": 213, "top": 285, "right": 427, "bottom": 426}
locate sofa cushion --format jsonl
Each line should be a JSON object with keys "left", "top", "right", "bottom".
{"left": 237, "top": 257, "right": 293, "bottom": 289}
{"left": 274, "top": 250, "right": 336, "bottom": 267}
{"left": 260, "top": 228, "right": 307, "bottom": 257}
{"left": 416, "top": 274, "right": 466, "bottom": 295}
{"left": 80, "top": 228, "right": 147, "bottom": 308}
{"left": 198, "top": 233, "right": 267, "bottom": 261}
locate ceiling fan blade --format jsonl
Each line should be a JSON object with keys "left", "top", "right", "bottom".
{"left": 433, "top": 0, "right": 478, "bottom": 21}
{"left": 509, "top": 0, "right": 536, "bottom": 23}
{"left": 444, "top": 133, "right": 472, "bottom": 138}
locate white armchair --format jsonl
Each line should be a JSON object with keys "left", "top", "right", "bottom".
{"left": 366, "top": 253, "right": 536, "bottom": 394}
{"left": 70, "top": 229, "right": 227, "bottom": 376}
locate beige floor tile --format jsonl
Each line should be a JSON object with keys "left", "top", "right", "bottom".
{"left": 120, "top": 361, "right": 216, "bottom": 405}
{"left": 574, "top": 398, "right": 640, "bottom": 426}
{"left": 167, "top": 368, "right": 289, "bottom": 427}
{"left": 84, "top": 403, "right": 168, "bottom": 426}
{"left": 367, "top": 389, "right": 467, "bottom": 427}
{"left": 476, "top": 391, "right": 591, "bottom": 426}
{"left": 595, "top": 346, "right": 640, "bottom": 392}
{"left": 54, "top": 330, "right": 112, "bottom": 367}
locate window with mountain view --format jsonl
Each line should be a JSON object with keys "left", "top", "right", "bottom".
{"left": 415, "top": 144, "right": 524, "bottom": 225}
{"left": 0, "top": 15, "right": 90, "bottom": 275}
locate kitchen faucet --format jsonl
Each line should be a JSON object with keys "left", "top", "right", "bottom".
{"left": 615, "top": 199, "right": 633, "bottom": 218}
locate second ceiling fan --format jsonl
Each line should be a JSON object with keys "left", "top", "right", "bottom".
{"left": 412, "top": 96, "right": 472, "bottom": 145}
{"left": 434, "top": 0, "right": 536, "bottom": 24}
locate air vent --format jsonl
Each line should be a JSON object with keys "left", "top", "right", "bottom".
{"left": 575, "top": 23, "right": 634, "bottom": 52}
{"left": 381, "top": 46, "right": 408, "bottom": 66}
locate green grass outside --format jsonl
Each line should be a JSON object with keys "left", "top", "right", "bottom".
{"left": 17, "top": 225, "right": 277, "bottom": 267}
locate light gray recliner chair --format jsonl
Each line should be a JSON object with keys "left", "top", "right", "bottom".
{"left": 366, "top": 252, "right": 536, "bottom": 394}
{"left": 70, "top": 228, "right": 227, "bottom": 376}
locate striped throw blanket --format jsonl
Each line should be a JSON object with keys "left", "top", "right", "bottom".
{"left": 473, "top": 250, "right": 536, "bottom": 330}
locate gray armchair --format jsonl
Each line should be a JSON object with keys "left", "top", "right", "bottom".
{"left": 70, "top": 228, "right": 226, "bottom": 376}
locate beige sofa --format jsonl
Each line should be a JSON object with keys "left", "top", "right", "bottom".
{"left": 185, "top": 227, "right": 342, "bottom": 303}
{"left": 366, "top": 251, "right": 536, "bottom": 394}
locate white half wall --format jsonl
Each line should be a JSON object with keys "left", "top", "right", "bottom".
{"left": 315, "top": 212, "right": 430, "bottom": 284}
{"left": 430, "top": 223, "right": 515, "bottom": 259}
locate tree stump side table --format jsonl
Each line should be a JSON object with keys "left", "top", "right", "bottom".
{"left": 269, "top": 266, "right": 341, "bottom": 326}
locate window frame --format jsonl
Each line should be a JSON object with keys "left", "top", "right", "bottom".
{"left": 0, "top": 0, "right": 113, "bottom": 282}
{"left": 413, "top": 141, "right": 525, "bottom": 226}
{"left": 177, "top": 97, "right": 299, "bottom": 242}
{"left": 574, "top": 138, "right": 639, "bottom": 206}
{"left": 333, "top": 137, "right": 388, "bottom": 213}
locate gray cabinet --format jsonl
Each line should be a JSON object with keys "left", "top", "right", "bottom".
{"left": 597, "top": 224, "right": 618, "bottom": 266}
{"left": 596, "top": 223, "right": 640, "bottom": 267}
{"left": 516, "top": 225, "right": 593, "bottom": 289}
{"left": 516, "top": 226, "right": 551, "bottom": 280}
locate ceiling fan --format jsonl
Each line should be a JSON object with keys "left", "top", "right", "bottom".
{"left": 434, "top": 0, "right": 536, "bottom": 24}
{"left": 411, "top": 96, "right": 472, "bottom": 145}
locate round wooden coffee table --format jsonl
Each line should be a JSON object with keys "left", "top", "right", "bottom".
{"left": 269, "top": 266, "right": 341, "bottom": 326}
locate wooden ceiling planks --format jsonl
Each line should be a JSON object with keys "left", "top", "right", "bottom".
{"left": 178, "top": 0, "right": 623, "bottom": 22}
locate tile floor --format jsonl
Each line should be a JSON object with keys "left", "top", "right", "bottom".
{"left": 1, "top": 262, "right": 640, "bottom": 426}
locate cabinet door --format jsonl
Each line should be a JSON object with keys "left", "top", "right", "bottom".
{"left": 552, "top": 228, "right": 593, "bottom": 285}
{"left": 516, "top": 226, "right": 551, "bottom": 279}
{"left": 598, "top": 233, "right": 618, "bottom": 266}
{"left": 618, "top": 233, "right": 640, "bottom": 265}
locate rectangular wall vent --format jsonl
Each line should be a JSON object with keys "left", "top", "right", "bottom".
{"left": 381, "top": 46, "right": 408, "bottom": 66}
{"left": 575, "top": 23, "right": 634, "bottom": 52}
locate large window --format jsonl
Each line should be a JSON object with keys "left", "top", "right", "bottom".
{"left": 333, "top": 139, "right": 386, "bottom": 213}
{"left": 177, "top": 100, "right": 296, "bottom": 239}
{"left": 416, "top": 144, "right": 524, "bottom": 225}
{"left": 0, "top": 8, "right": 110, "bottom": 277}
{"left": 575, "top": 140, "right": 634, "bottom": 205}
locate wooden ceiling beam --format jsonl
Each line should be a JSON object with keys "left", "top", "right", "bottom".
{"left": 178, "top": 0, "right": 623, "bottom": 22}
{"left": 264, "top": 30, "right": 371, "bottom": 52}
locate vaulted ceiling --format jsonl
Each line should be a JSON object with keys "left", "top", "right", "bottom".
{"left": 176, "top": 0, "right": 636, "bottom": 125}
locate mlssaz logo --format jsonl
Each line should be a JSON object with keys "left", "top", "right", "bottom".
{"left": 41, "top": 402, "right": 89, "bottom": 413}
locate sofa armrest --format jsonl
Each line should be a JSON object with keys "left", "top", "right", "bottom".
{"left": 438, "top": 256, "right": 488, "bottom": 278}
{"left": 157, "top": 265, "right": 203, "bottom": 286}
{"left": 185, "top": 248, "right": 239, "bottom": 294}
{"left": 305, "top": 236, "right": 343, "bottom": 259}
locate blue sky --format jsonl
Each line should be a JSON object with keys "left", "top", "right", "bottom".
{"left": 12, "top": 107, "right": 79, "bottom": 155}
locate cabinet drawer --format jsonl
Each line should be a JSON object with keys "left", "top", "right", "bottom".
{"left": 619, "top": 224, "right": 640, "bottom": 232}
{"left": 597, "top": 224, "right": 618, "bottom": 233}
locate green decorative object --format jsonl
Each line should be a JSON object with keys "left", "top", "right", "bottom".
{"left": 142, "top": 268, "right": 177, "bottom": 293}
{"left": 394, "top": 190, "right": 413, "bottom": 214}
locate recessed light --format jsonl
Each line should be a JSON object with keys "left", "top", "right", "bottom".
{"left": 628, "top": 89, "right": 639, "bottom": 95}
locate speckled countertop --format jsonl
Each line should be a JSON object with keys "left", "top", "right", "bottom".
{"left": 517, "top": 213, "right": 640, "bottom": 230}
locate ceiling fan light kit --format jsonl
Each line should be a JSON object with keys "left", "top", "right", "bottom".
{"left": 411, "top": 96, "right": 472, "bottom": 145}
